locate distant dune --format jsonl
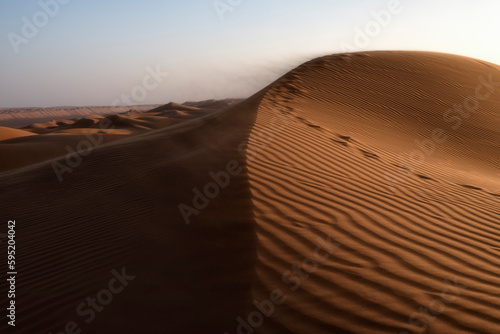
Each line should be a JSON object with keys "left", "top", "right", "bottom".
{"left": 0, "top": 105, "right": 161, "bottom": 128}
{"left": 0, "top": 99, "right": 241, "bottom": 172}
{"left": 0, "top": 52, "right": 498, "bottom": 334}
{"left": 0, "top": 126, "right": 36, "bottom": 141}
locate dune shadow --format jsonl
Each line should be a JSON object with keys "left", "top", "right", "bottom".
{"left": 415, "top": 174, "right": 435, "bottom": 181}
{"left": 459, "top": 184, "right": 483, "bottom": 191}
{"left": 0, "top": 97, "right": 261, "bottom": 334}
{"left": 359, "top": 149, "right": 380, "bottom": 160}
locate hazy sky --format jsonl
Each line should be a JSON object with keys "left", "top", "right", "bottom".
{"left": 1, "top": 0, "right": 499, "bottom": 107}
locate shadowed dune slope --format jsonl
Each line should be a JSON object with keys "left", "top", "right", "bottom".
{"left": 0, "top": 93, "right": 262, "bottom": 333}
{"left": 0, "top": 51, "right": 498, "bottom": 334}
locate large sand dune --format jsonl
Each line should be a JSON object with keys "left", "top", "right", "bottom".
{"left": 0, "top": 51, "right": 499, "bottom": 333}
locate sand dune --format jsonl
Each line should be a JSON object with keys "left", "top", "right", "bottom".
{"left": 0, "top": 105, "right": 161, "bottom": 128}
{"left": 0, "top": 126, "right": 36, "bottom": 141}
{"left": 149, "top": 101, "right": 202, "bottom": 113}
{"left": 0, "top": 51, "right": 498, "bottom": 334}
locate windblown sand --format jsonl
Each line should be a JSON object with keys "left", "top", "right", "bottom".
{"left": 0, "top": 51, "right": 498, "bottom": 334}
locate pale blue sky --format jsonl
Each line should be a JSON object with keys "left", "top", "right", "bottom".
{"left": 1, "top": 0, "right": 499, "bottom": 107}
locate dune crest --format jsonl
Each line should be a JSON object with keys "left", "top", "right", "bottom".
{"left": 246, "top": 51, "right": 500, "bottom": 333}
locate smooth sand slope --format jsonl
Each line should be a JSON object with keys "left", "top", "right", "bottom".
{"left": 0, "top": 51, "right": 499, "bottom": 334}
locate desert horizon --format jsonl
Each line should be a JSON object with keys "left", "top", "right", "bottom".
{"left": 1, "top": 1, "right": 499, "bottom": 334}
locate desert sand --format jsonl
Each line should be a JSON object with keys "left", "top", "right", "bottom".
{"left": 0, "top": 51, "right": 498, "bottom": 333}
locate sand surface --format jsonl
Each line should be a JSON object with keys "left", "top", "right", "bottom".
{"left": 0, "top": 51, "right": 498, "bottom": 333}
